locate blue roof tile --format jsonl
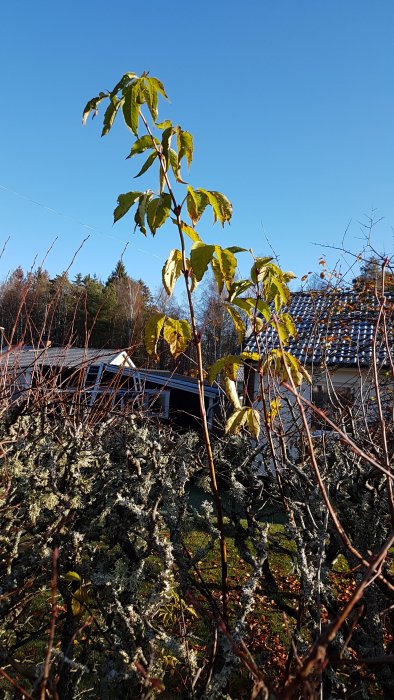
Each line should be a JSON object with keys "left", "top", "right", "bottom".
{"left": 243, "top": 289, "right": 394, "bottom": 367}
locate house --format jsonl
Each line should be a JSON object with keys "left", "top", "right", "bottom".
{"left": 0, "top": 345, "right": 222, "bottom": 431}
{"left": 241, "top": 289, "right": 394, "bottom": 432}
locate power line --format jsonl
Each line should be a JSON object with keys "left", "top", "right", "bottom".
{"left": 0, "top": 183, "right": 161, "bottom": 260}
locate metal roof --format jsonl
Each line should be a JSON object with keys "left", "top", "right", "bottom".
{"left": 243, "top": 290, "right": 394, "bottom": 367}
{"left": 0, "top": 346, "right": 131, "bottom": 371}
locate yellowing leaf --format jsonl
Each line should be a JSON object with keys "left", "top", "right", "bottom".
{"left": 163, "top": 318, "right": 192, "bottom": 358}
{"left": 225, "top": 408, "right": 248, "bottom": 434}
{"left": 177, "top": 128, "right": 194, "bottom": 168}
{"left": 145, "top": 313, "right": 166, "bottom": 359}
{"left": 215, "top": 246, "right": 237, "bottom": 291}
{"left": 224, "top": 376, "right": 241, "bottom": 410}
{"left": 208, "top": 355, "right": 243, "bottom": 384}
{"left": 147, "top": 194, "right": 172, "bottom": 234}
{"left": 198, "top": 189, "right": 232, "bottom": 226}
{"left": 267, "top": 397, "right": 281, "bottom": 425}
{"left": 250, "top": 257, "right": 273, "bottom": 283}
{"left": 246, "top": 407, "right": 260, "bottom": 438}
{"left": 162, "top": 249, "right": 183, "bottom": 296}
{"left": 65, "top": 571, "right": 81, "bottom": 583}
{"left": 179, "top": 221, "right": 201, "bottom": 243}
{"left": 71, "top": 585, "right": 90, "bottom": 618}
{"left": 186, "top": 185, "right": 209, "bottom": 225}
{"left": 224, "top": 304, "right": 245, "bottom": 344}
{"left": 190, "top": 242, "right": 215, "bottom": 281}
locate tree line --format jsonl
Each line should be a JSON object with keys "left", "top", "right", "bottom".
{"left": 0, "top": 261, "right": 238, "bottom": 370}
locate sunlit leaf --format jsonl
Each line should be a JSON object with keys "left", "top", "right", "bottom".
{"left": 163, "top": 318, "right": 191, "bottom": 358}
{"left": 113, "top": 191, "right": 142, "bottom": 223}
{"left": 225, "top": 303, "right": 245, "bottom": 344}
{"left": 187, "top": 186, "right": 209, "bottom": 226}
{"left": 246, "top": 407, "right": 260, "bottom": 438}
{"left": 82, "top": 92, "right": 108, "bottom": 126}
{"left": 250, "top": 257, "right": 273, "bottom": 284}
{"left": 208, "top": 355, "right": 243, "bottom": 384}
{"left": 127, "top": 135, "right": 158, "bottom": 158}
{"left": 162, "top": 249, "right": 183, "bottom": 296}
{"left": 180, "top": 221, "right": 201, "bottom": 243}
{"left": 198, "top": 189, "right": 232, "bottom": 226}
{"left": 65, "top": 571, "right": 81, "bottom": 583}
{"left": 147, "top": 194, "right": 172, "bottom": 234}
{"left": 177, "top": 128, "right": 193, "bottom": 168}
{"left": 101, "top": 96, "right": 123, "bottom": 136}
{"left": 224, "top": 376, "right": 241, "bottom": 410}
{"left": 190, "top": 241, "right": 215, "bottom": 281}
{"left": 215, "top": 246, "right": 237, "bottom": 291}
{"left": 225, "top": 408, "right": 248, "bottom": 434}
{"left": 228, "top": 279, "right": 252, "bottom": 302}
{"left": 122, "top": 81, "right": 140, "bottom": 135}
{"left": 134, "top": 191, "right": 154, "bottom": 235}
{"left": 145, "top": 312, "right": 166, "bottom": 360}
{"left": 134, "top": 151, "right": 157, "bottom": 178}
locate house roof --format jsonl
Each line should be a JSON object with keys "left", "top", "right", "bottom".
{"left": 0, "top": 346, "right": 135, "bottom": 371}
{"left": 243, "top": 289, "right": 394, "bottom": 368}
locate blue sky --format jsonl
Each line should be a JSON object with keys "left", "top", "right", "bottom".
{"left": 1, "top": 0, "right": 393, "bottom": 292}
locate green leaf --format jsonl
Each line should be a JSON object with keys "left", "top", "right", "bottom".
{"left": 211, "top": 257, "right": 225, "bottom": 294}
{"left": 141, "top": 77, "right": 159, "bottom": 122}
{"left": 82, "top": 92, "right": 108, "bottom": 126}
{"left": 253, "top": 299, "right": 271, "bottom": 322}
{"left": 208, "top": 355, "right": 243, "bottom": 384}
{"left": 281, "top": 312, "right": 297, "bottom": 339}
{"left": 246, "top": 407, "right": 260, "bottom": 438}
{"left": 145, "top": 312, "right": 166, "bottom": 360}
{"left": 162, "top": 249, "right": 183, "bottom": 296}
{"left": 270, "top": 277, "right": 290, "bottom": 307}
{"left": 169, "top": 149, "right": 187, "bottom": 184}
{"left": 225, "top": 408, "right": 248, "bottom": 435}
{"left": 147, "top": 76, "right": 168, "bottom": 99}
{"left": 190, "top": 242, "right": 215, "bottom": 282}
{"left": 101, "top": 96, "right": 123, "bottom": 136}
{"left": 275, "top": 319, "right": 290, "bottom": 345}
{"left": 227, "top": 246, "right": 247, "bottom": 254}
{"left": 224, "top": 376, "right": 241, "bottom": 410}
{"left": 156, "top": 119, "right": 172, "bottom": 130}
{"left": 147, "top": 194, "right": 172, "bottom": 235}
{"left": 215, "top": 246, "right": 237, "bottom": 291}
{"left": 127, "top": 135, "right": 158, "bottom": 158}
{"left": 232, "top": 297, "right": 254, "bottom": 316}
{"left": 113, "top": 191, "right": 142, "bottom": 223}
{"left": 199, "top": 189, "right": 233, "bottom": 226}
{"left": 65, "top": 571, "right": 82, "bottom": 583}
{"left": 241, "top": 351, "right": 261, "bottom": 362}
{"left": 122, "top": 82, "right": 140, "bottom": 135}
{"left": 250, "top": 257, "right": 273, "bottom": 284}
{"left": 134, "top": 151, "right": 157, "bottom": 178}
{"left": 186, "top": 186, "right": 209, "bottom": 226}
{"left": 134, "top": 191, "right": 154, "bottom": 235}
{"left": 163, "top": 318, "right": 191, "bottom": 358}
{"left": 224, "top": 304, "right": 245, "bottom": 344}
{"left": 180, "top": 221, "right": 201, "bottom": 243}
{"left": 177, "top": 128, "right": 194, "bottom": 168}
{"left": 228, "top": 279, "right": 252, "bottom": 302}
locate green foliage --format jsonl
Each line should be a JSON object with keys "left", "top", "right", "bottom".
{"left": 85, "top": 68, "right": 306, "bottom": 454}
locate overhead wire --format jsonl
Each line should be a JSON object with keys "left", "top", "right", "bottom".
{"left": 0, "top": 182, "right": 161, "bottom": 260}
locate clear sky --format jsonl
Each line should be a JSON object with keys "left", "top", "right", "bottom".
{"left": 1, "top": 0, "right": 393, "bottom": 292}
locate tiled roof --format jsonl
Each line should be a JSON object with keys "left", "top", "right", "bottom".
{"left": 0, "top": 347, "right": 128, "bottom": 370}
{"left": 243, "top": 290, "right": 394, "bottom": 367}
